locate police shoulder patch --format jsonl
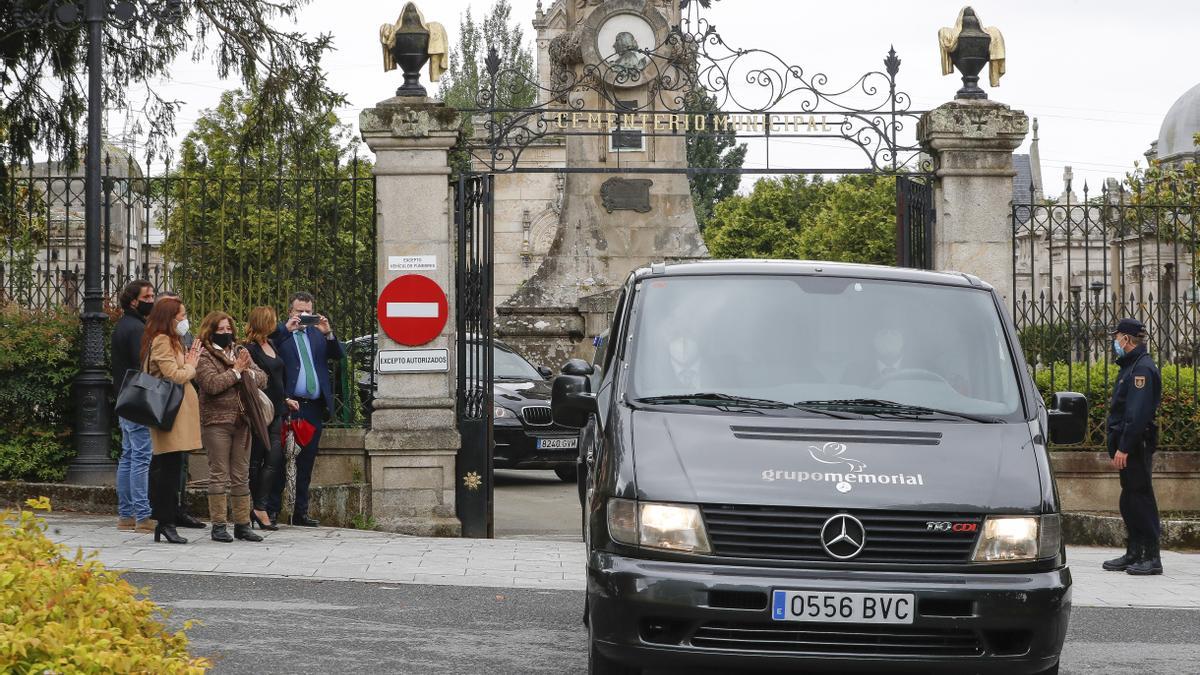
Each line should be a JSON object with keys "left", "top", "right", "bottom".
{"left": 1134, "top": 375, "right": 1146, "bottom": 389}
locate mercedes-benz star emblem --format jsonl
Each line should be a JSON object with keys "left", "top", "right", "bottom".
{"left": 820, "top": 514, "right": 866, "bottom": 560}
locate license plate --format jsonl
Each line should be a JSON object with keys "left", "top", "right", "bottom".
{"left": 536, "top": 437, "right": 578, "bottom": 450}
{"left": 771, "top": 590, "right": 915, "bottom": 624}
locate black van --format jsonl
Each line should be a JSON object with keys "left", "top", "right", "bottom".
{"left": 552, "top": 261, "right": 1086, "bottom": 675}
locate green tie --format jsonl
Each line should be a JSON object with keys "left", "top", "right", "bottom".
{"left": 297, "top": 331, "right": 317, "bottom": 398}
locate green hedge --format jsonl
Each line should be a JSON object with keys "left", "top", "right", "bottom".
{"left": 1033, "top": 361, "right": 1200, "bottom": 451}
{"left": 0, "top": 308, "right": 82, "bottom": 480}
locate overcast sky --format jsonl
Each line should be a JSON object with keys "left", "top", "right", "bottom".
{"left": 111, "top": 0, "right": 1199, "bottom": 197}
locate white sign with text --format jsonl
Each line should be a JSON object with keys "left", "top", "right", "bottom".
{"left": 387, "top": 255, "right": 437, "bottom": 271}
{"left": 377, "top": 348, "right": 449, "bottom": 373}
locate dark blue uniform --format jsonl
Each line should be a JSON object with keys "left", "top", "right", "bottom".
{"left": 1106, "top": 343, "right": 1162, "bottom": 546}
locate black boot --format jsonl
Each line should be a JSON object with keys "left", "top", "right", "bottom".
{"left": 1127, "top": 539, "right": 1164, "bottom": 576}
{"left": 175, "top": 511, "right": 207, "bottom": 529}
{"left": 211, "top": 524, "right": 234, "bottom": 543}
{"left": 291, "top": 514, "right": 320, "bottom": 527}
{"left": 154, "top": 523, "right": 188, "bottom": 544}
{"left": 1102, "top": 539, "right": 1140, "bottom": 571}
{"left": 234, "top": 523, "right": 263, "bottom": 542}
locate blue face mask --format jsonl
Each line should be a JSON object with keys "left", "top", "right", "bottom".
{"left": 1113, "top": 338, "right": 1125, "bottom": 358}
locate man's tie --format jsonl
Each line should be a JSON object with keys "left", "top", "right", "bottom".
{"left": 297, "top": 330, "right": 318, "bottom": 398}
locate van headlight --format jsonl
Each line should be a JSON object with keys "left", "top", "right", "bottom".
{"left": 606, "top": 498, "right": 711, "bottom": 554}
{"left": 972, "top": 515, "right": 1061, "bottom": 562}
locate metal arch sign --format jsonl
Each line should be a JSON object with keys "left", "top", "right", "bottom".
{"left": 377, "top": 274, "right": 449, "bottom": 347}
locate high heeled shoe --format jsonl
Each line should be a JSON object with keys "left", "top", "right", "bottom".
{"left": 154, "top": 523, "right": 188, "bottom": 544}
{"left": 250, "top": 510, "right": 278, "bottom": 531}
{"left": 234, "top": 524, "right": 263, "bottom": 542}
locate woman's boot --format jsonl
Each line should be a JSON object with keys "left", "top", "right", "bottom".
{"left": 209, "top": 494, "right": 233, "bottom": 542}
{"left": 232, "top": 494, "right": 263, "bottom": 541}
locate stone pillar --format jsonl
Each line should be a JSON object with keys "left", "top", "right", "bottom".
{"left": 360, "top": 98, "right": 462, "bottom": 536}
{"left": 918, "top": 100, "right": 1029, "bottom": 306}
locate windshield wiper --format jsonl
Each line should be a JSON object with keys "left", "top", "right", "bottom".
{"left": 636, "top": 393, "right": 854, "bottom": 418}
{"left": 794, "top": 398, "right": 1003, "bottom": 423}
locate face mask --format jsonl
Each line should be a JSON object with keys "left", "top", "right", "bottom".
{"left": 211, "top": 333, "right": 234, "bottom": 349}
{"left": 175, "top": 319, "right": 190, "bottom": 337}
{"left": 1113, "top": 338, "right": 1125, "bottom": 358}
{"left": 136, "top": 300, "right": 154, "bottom": 317}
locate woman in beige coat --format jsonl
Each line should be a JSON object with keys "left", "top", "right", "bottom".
{"left": 195, "top": 311, "right": 267, "bottom": 543}
{"left": 141, "top": 296, "right": 203, "bottom": 544}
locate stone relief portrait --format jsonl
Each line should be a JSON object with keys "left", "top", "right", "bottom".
{"left": 596, "top": 13, "right": 655, "bottom": 84}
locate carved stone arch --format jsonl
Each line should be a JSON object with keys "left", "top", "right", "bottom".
{"left": 527, "top": 206, "right": 561, "bottom": 258}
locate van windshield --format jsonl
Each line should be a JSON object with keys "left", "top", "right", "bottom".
{"left": 628, "top": 275, "right": 1023, "bottom": 420}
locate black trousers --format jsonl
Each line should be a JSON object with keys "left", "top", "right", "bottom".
{"left": 149, "top": 451, "right": 185, "bottom": 525}
{"left": 250, "top": 415, "right": 285, "bottom": 511}
{"left": 1118, "top": 447, "right": 1161, "bottom": 544}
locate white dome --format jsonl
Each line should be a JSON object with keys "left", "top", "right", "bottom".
{"left": 1156, "top": 82, "right": 1200, "bottom": 161}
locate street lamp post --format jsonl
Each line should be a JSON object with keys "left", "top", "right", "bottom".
{"left": 12, "top": 0, "right": 183, "bottom": 483}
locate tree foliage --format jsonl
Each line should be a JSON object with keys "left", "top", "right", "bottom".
{"left": 703, "top": 174, "right": 896, "bottom": 264}
{"left": 1, "top": 0, "right": 344, "bottom": 171}
{"left": 162, "top": 87, "right": 373, "bottom": 331}
{"left": 686, "top": 88, "right": 747, "bottom": 230}
{"left": 438, "top": 0, "right": 536, "bottom": 112}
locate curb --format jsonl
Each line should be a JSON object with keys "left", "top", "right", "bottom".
{"left": 1064, "top": 511, "right": 1200, "bottom": 550}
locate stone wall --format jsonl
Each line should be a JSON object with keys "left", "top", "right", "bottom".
{"left": 1053, "top": 451, "right": 1200, "bottom": 511}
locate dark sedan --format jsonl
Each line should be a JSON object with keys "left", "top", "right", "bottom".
{"left": 489, "top": 339, "right": 580, "bottom": 481}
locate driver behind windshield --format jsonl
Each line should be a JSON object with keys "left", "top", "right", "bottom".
{"left": 843, "top": 324, "right": 911, "bottom": 386}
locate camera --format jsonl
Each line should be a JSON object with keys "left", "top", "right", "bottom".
{"left": 299, "top": 314, "right": 321, "bottom": 326}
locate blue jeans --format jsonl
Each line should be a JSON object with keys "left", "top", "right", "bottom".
{"left": 116, "top": 417, "right": 153, "bottom": 521}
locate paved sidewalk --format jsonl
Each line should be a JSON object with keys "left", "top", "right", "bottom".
{"left": 39, "top": 514, "right": 1200, "bottom": 608}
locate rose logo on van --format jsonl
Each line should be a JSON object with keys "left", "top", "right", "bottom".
{"left": 808, "top": 442, "right": 866, "bottom": 473}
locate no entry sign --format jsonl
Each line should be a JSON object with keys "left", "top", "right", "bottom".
{"left": 377, "top": 274, "right": 449, "bottom": 347}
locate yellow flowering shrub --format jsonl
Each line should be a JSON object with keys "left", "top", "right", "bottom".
{"left": 0, "top": 509, "right": 210, "bottom": 674}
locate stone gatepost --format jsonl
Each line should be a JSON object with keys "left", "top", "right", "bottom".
{"left": 360, "top": 98, "right": 462, "bottom": 536}
{"left": 918, "top": 100, "right": 1029, "bottom": 305}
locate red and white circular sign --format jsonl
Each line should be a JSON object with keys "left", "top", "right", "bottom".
{"left": 377, "top": 274, "right": 449, "bottom": 347}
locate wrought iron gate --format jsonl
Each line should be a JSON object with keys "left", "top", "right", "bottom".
{"left": 896, "top": 175, "right": 934, "bottom": 269}
{"left": 454, "top": 173, "right": 495, "bottom": 538}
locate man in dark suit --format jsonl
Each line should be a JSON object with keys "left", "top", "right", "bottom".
{"left": 270, "top": 291, "right": 344, "bottom": 526}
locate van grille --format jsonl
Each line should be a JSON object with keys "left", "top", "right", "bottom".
{"left": 690, "top": 621, "right": 982, "bottom": 656}
{"left": 521, "top": 406, "right": 553, "bottom": 426}
{"left": 730, "top": 425, "right": 943, "bottom": 446}
{"left": 701, "top": 505, "right": 981, "bottom": 564}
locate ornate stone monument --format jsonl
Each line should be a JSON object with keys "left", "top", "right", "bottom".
{"left": 495, "top": 0, "right": 708, "bottom": 368}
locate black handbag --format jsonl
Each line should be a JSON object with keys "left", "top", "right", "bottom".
{"left": 115, "top": 367, "right": 184, "bottom": 431}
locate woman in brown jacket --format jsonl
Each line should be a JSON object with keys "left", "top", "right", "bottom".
{"left": 142, "top": 297, "right": 204, "bottom": 545}
{"left": 195, "top": 311, "right": 268, "bottom": 543}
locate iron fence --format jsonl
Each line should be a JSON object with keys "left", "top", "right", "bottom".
{"left": 1012, "top": 179, "right": 1200, "bottom": 450}
{"left": 1, "top": 154, "right": 377, "bottom": 427}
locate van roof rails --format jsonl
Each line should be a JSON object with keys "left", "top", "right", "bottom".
{"left": 651, "top": 262, "right": 667, "bottom": 275}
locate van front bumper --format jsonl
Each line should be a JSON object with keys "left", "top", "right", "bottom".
{"left": 589, "top": 551, "right": 1071, "bottom": 674}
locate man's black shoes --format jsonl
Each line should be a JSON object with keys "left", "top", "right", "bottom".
{"left": 292, "top": 514, "right": 320, "bottom": 527}
{"left": 1127, "top": 540, "right": 1164, "bottom": 576}
{"left": 1102, "top": 539, "right": 1139, "bottom": 571}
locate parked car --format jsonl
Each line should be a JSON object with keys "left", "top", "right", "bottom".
{"left": 552, "top": 260, "right": 1086, "bottom": 675}
{"left": 354, "top": 334, "right": 579, "bottom": 481}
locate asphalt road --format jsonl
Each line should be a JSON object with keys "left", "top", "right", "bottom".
{"left": 494, "top": 469, "right": 582, "bottom": 540}
{"left": 132, "top": 572, "right": 1200, "bottom": 675}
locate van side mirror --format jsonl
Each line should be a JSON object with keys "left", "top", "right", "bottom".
{"left": 536, "top": 365, "right": 553, "bottom": 379}
{"left": 1047, "top": 391, "right": 1087, "bottom": 445}
{"left": 552, "top": 360, "right": 598, "bottom": 428}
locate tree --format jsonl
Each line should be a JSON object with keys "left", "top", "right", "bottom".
{"left": 1, "top": 0, "right": 344, "bottom": 171}
{"left": 703, "top": 174, "right": 896, "bottom": 264}
{"left": 686, "top": 88, "right": 747, "bottom": 230}
{"left": 438, "top": 0, "right": 536, "bottom": 112}
{"left": 161, "top": 87, "right": 373, "bottom": 332}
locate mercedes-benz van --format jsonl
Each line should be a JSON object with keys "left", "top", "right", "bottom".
{"left": 552, "top": 261, "right": 1086, "bottom": 675}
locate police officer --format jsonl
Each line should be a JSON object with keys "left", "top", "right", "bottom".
{"left": 1101, "top": 318, "right": 1163, "bottom": 576}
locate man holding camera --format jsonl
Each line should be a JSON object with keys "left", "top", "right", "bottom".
{"left": 270, "top": 291, "right": 344, "bottom": 526}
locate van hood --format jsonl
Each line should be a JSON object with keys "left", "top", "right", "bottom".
{"left": 631, "top": 410, "right": 1039, "bottom": 513}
